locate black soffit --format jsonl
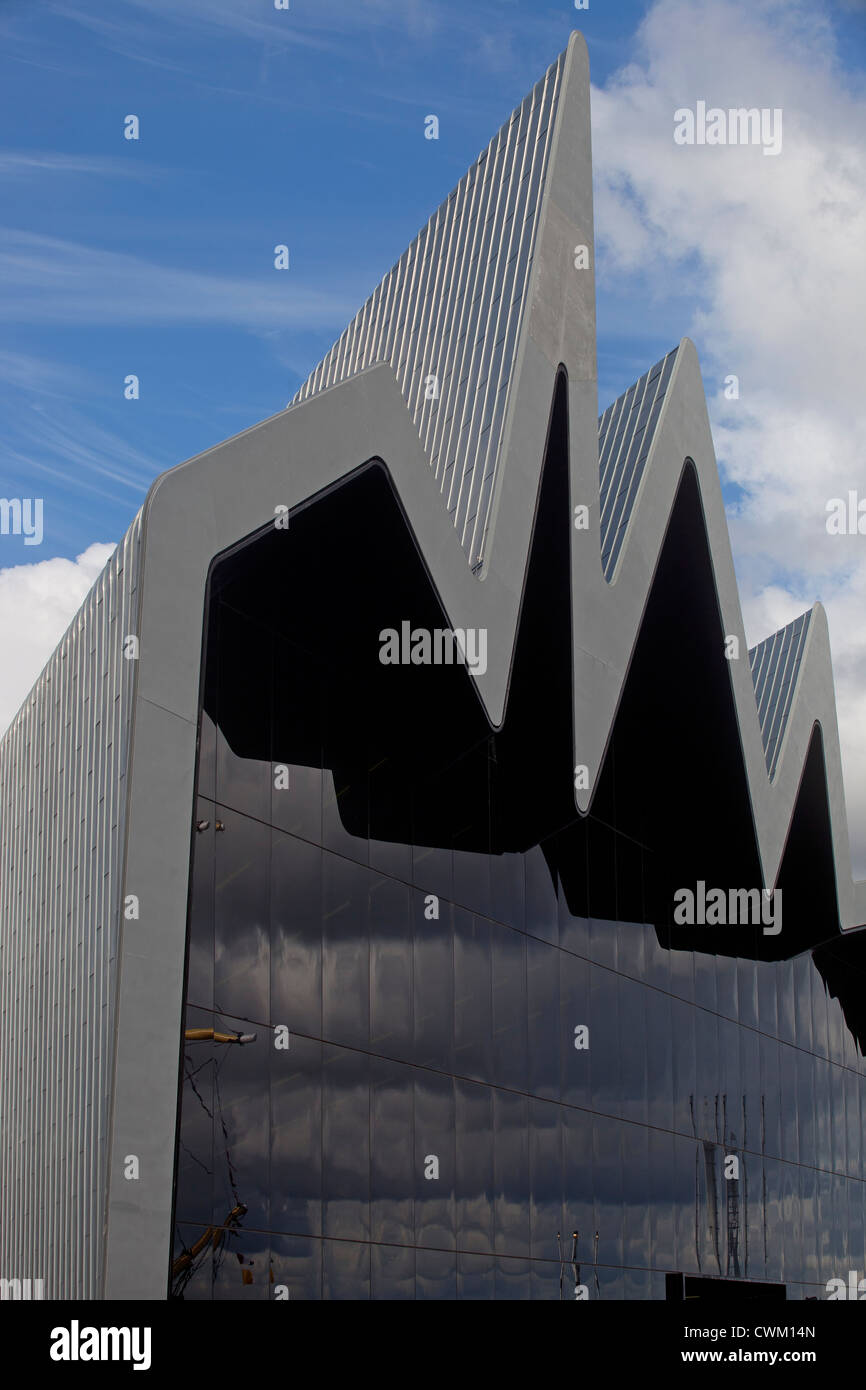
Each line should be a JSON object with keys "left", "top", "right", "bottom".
{"left": 204, "top": 371, "right": 856, "bottom": 989}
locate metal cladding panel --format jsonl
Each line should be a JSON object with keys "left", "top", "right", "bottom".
{"left": 598, "top": 347, "right": 678, "bottom": 579}
{"left": 0, "top": 513, "right": 142, "bottom": 1298}
{"left": 749, "top": 609, "right": 812, "bottom": 779}
{"left": 292, "top": 52, "right": 565, "bottom": 570}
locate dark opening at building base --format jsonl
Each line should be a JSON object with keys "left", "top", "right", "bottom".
{"left": 666, "top": 1272, "right": 787, "bottom": 1301}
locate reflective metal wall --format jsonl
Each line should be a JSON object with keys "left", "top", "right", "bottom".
{"left": 172, "top": 527, "right": 866, "bottom": 1300}
{"left": 0, "top": 514, "right": 142, "bottom": 1298}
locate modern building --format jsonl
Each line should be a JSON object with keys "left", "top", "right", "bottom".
{"left": 2, "top": 32, "right": 865, "bottom": 1302}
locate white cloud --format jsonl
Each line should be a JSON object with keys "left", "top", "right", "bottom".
{"left": 0, "top": 544, "right": 116, "bottom": 732}
{"left": 592, "top": 0, "right": 866, "bottom": 875}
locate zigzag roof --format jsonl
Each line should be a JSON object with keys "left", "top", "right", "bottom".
{"left": 4, "top": 33, "right": 863, "bottom": 933}
{"left": 2, "top": 26, "right": 865, "bottom": 1303}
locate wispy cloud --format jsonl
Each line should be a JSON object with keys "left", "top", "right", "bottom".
{"left": 0, "top": 349, "right": 90, "bottom": 396}
{"left": 0, "top": 350, "right": 164, "bottom": 502}
{"left": 47, "top": 0, "right": 569, "bottom": 81}
{"left": 0, "top": 150, "right": 168, "bottom": 180}
{"left": 0, "top": 228, "right": 360, "bottom": 329}
{"left": 121, "top": 0, "right": 425, "bottom": 43}
{"left": 5, "top": 410, "right": 159, "bottom": 497}
{"left": 54, "top": 0, "right": 337, "bottom": 55}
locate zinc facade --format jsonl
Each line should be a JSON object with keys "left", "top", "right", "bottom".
{"left": 0, "top": 514, "right": 142, "bottom": 1298}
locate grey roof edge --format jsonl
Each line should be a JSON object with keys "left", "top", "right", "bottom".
{"left": 591, "top": 338, "right": 863, "bottom": 923}
{"left": 98, "top": 335, "right": 862, "bottom": 1301}
{"left": 479, "top": 31, "right": 595, "bottom": 575}
{"left": 118, "top": 325, "right": 866, "bottom": 932}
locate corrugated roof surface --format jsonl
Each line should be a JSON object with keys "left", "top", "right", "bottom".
{"left": 749, "top": 609, "right": 812, "bottom": 779}
{"left": 292, "top": 51, "right": 565, "bottom": 570}
{"left": 598, "top": 347, "right": 678, "bottom": 579}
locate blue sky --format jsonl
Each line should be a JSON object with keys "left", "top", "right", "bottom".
{"left": 1, "top": 0, "right": 862, "bottom": 554}
{"left": 0, "top": 0, "right": 650, "bottom": 559}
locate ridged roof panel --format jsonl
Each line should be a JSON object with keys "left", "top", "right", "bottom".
{"left": 749, "top": 609, "right": 812, "bottom": 779}
{"left": 292, "top": 52, "right": 566, "bottom": 570}
{"left": 598, "top": 347, "right": 678, "bottom": 579}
